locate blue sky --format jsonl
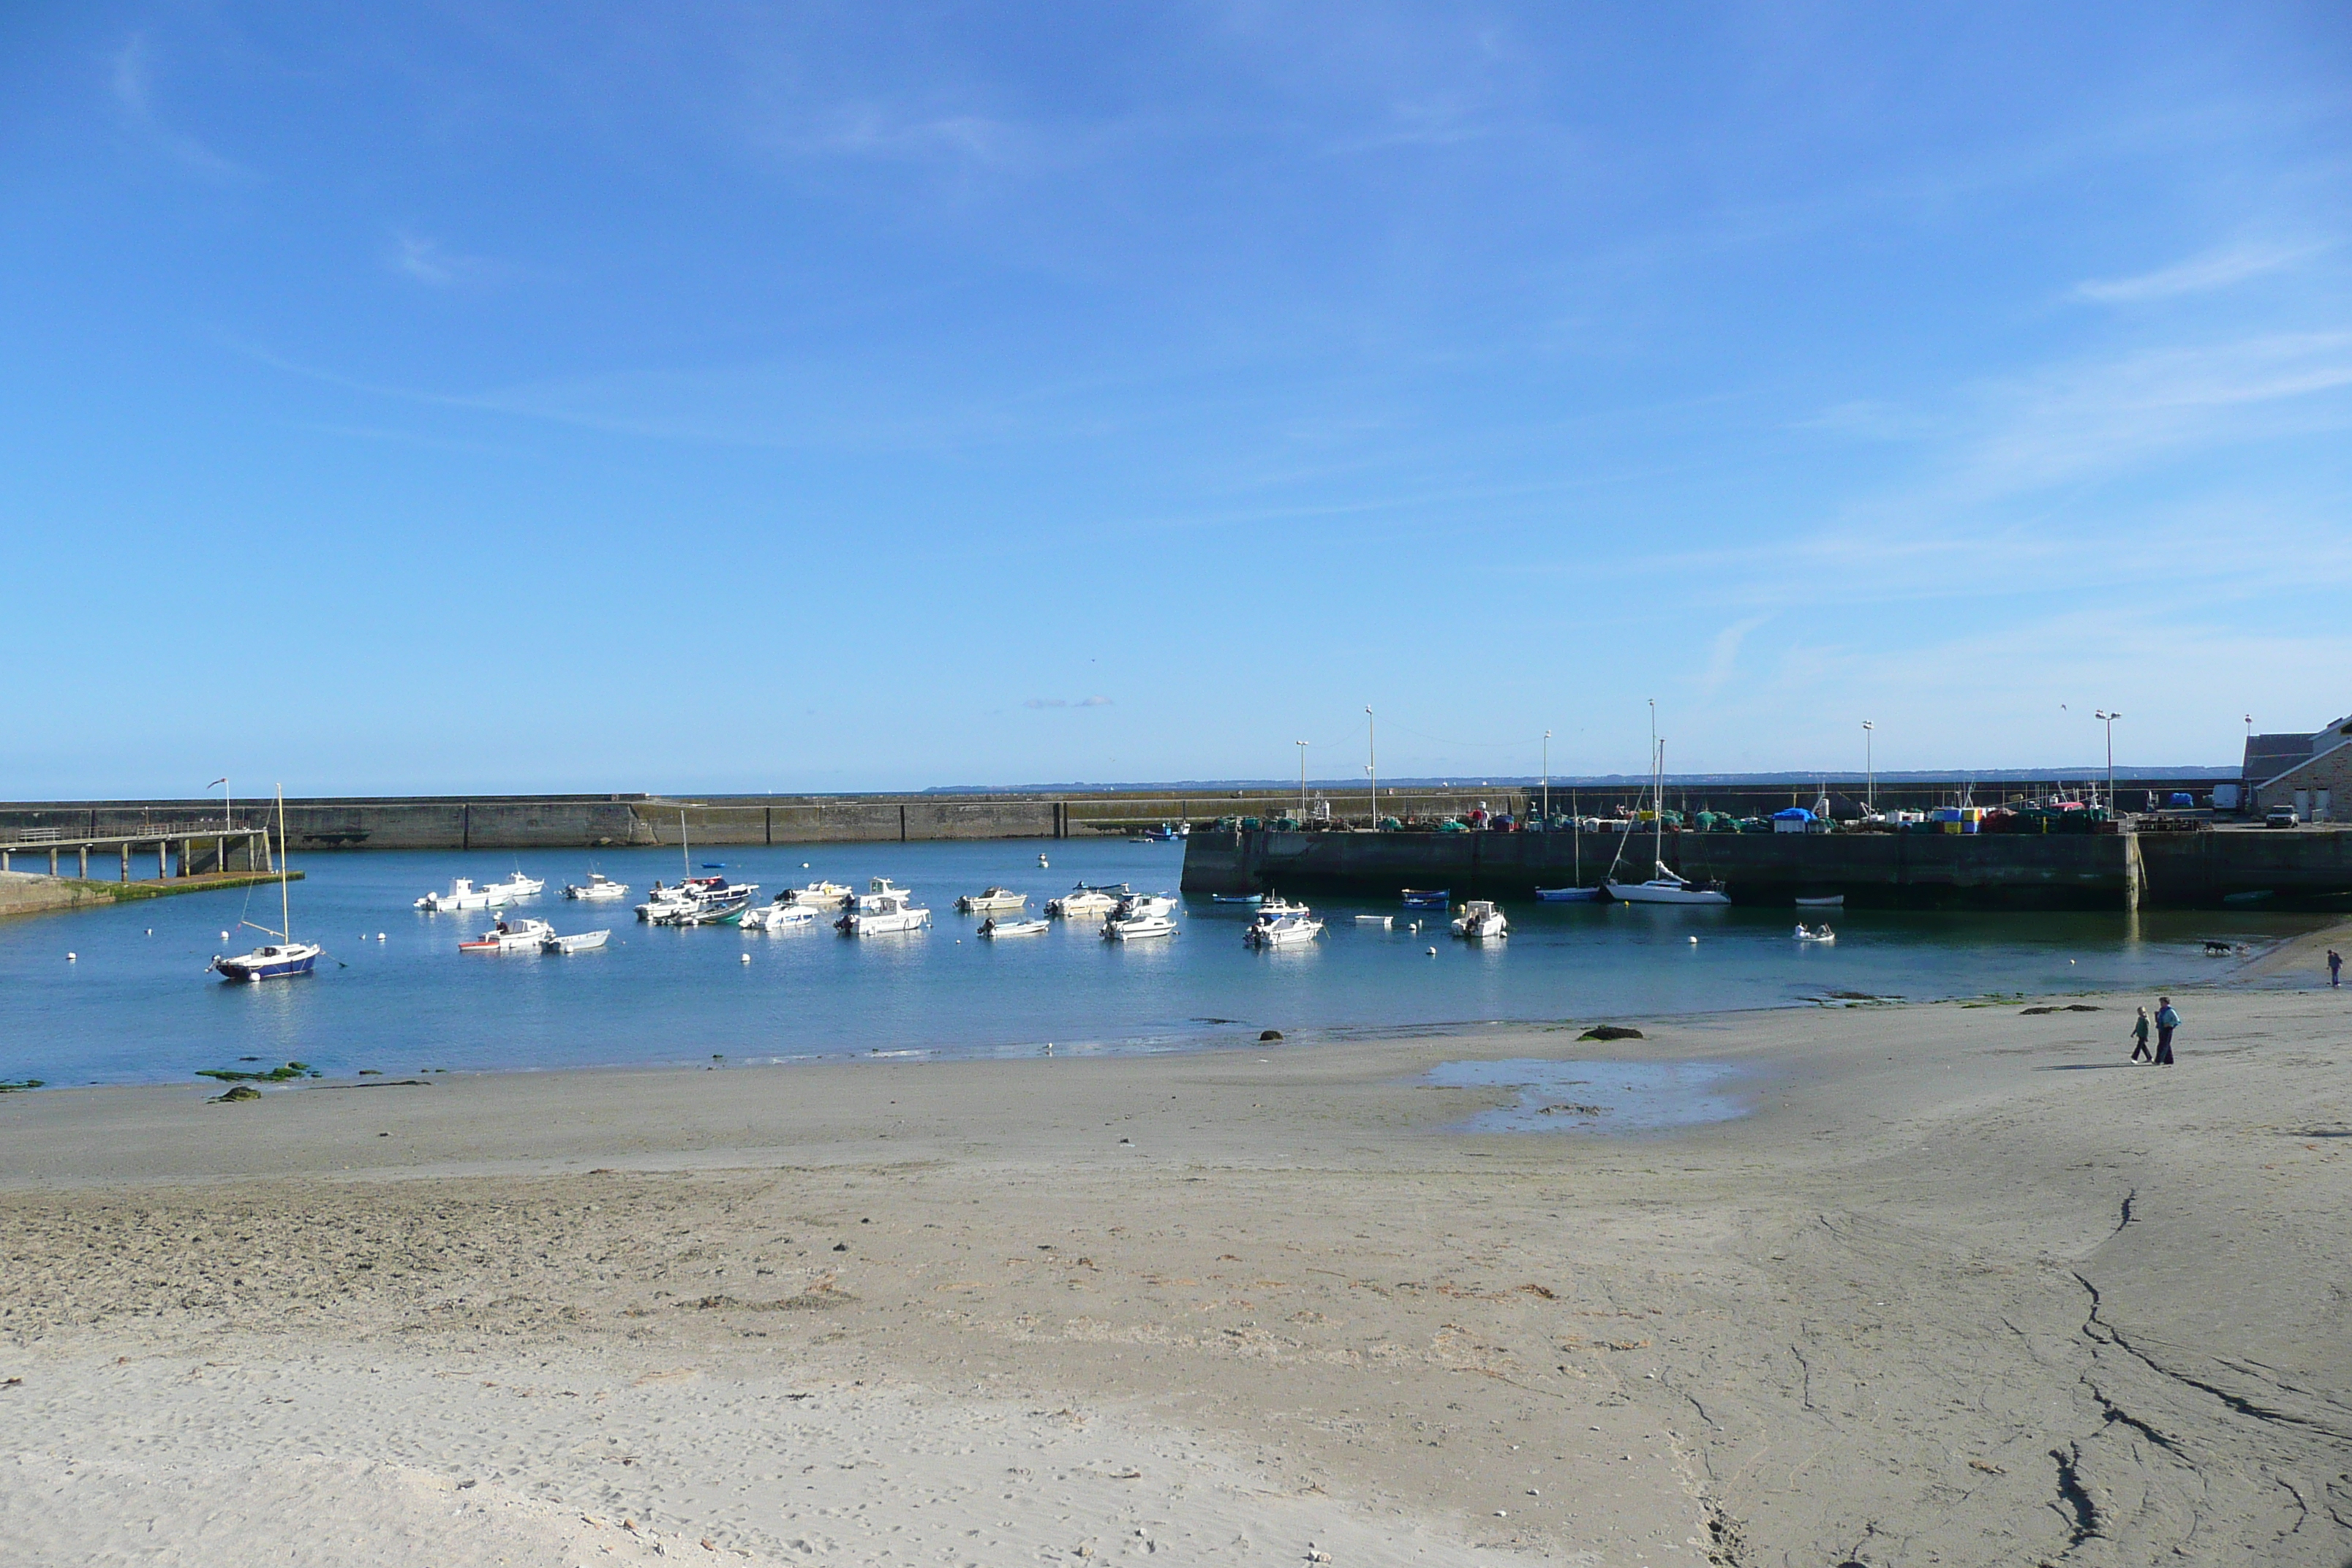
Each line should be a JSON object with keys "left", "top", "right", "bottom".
{"left": 3, "top": 3, "right": 2347, "bottom": 796}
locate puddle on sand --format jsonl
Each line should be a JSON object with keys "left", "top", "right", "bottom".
{"left": 1425, "top": 1058, "right": 1751, "bottom": 1134}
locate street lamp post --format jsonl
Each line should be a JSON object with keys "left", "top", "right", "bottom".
{"left": 1542, "top": 730, "right": 1551, "bottom": 825}
{"left": 1295, "top": 741, "right": 1308, "bottom": 818}
{"left": 1861, "top": 723, "right": 1874, "bottom": 815}
{"left": 2094, "top": 711, "right": 2120, "bottom": 813}
{"left": 1364, "top": 707, "right": 1378, "bottom": 829}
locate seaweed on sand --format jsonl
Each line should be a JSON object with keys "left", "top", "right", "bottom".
{"left": 195, "top": 1061, "right": 318, "bottom": 1083}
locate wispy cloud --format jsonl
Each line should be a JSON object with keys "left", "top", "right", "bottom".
{"left": 109, "top": 34, "right": 255, "bottom": 184}
{"left": 1025, "top": 696, "right": 1113, "bottom": 709}
{"left": 1956, "top": 331, "right": 2352, "bottom": 497}
{"left": 1699, "top": 616, "right": 1768, "bottom": 695}
{"left": 2073, "top": 241, "right": 2326, "bottom": 304}
{"left": 390, "top": 232, "right": 504, "bottom": 287}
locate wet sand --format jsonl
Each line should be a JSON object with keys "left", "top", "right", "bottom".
{"left": 2, "top": 951, "right": 2348, "bottom": 1565}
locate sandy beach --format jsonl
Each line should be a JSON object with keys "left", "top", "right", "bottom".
{"left": 3, "top": 942, "right": 2348, "bottom": 1566}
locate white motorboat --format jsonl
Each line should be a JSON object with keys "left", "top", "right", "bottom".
{"left": 214, "top": 791, "right": 322, "bottom": 982}
{"left": 838, "top": 887, "right": 931, "bottom": 936}
{"left": 415, "top": 877, "right": 507, "bottom": 913}
{"left": 1245, "top": 907, "right": 1324, "bottom": 947}
{"left": 780, "top": 881, "right": 852, "bottom": 908}
{"left": 1794, "top": 894, "right": 1845, "bottom": 910}
{"left": 460, "top": 916, "right": 555, "bottom": 952}
{"left": 483, "top": 870, "right": 544, "bottom": 900}
{"left": 1113, "top": 892, "right": 1179, "bottom": 920}
{"left": 1103, "top": 912, "right": 1177, "bottom": 941}
{"left": 742, "top": 903, "right": 821, "bottom": 932}
{"left": 565, "top": 872, "right": 630, "bottom": 902}
{"left": 1605, "top": 864, "right": 1732, "bottom": 905}
{"left": 957, "top": 886, "right": 1028, "bottom": 914}
{"left": 979, "top": 916, "right": 1049, "bottom": 938}
{"left": 543, "top": 928, "right": 610, "bottom": 954}
{"left": 641, "top": 876, "right": 759, "bottom": 924}
{"left": 1354, "top": 914, "right": 1393, "bottom": 928}
{"left": 1794, "top": 923, "right": 1836, "bottom": 943}
{"left": 1047, "top": 883, "right": 1128, "bottom": 919}
{"left": 1450, "top": 900, "right": 1509, "bottom": 940}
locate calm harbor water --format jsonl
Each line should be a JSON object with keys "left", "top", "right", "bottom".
{"left": 0, "top": 837, "right": 2321, "bottom": 1088}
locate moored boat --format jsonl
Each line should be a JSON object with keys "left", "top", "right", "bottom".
{"left": 978, "top": 916, "right": 1050, "bottom": 938}
{"left": 1112, "top": 892, "right": 1178, "bottom": 921}
{"left": 1103, "top": 911, "right": 1177, "bottom": 941}
{"left": 460, "top": 916, "right": 555, "bottom": 952}
{"left": 415, "top": 878, "right": 507, "bottom": 913}
{"left": 1244, "top": 906, "right": 1323, "bottom": 947}
{"left": 1047, "top": 883, "right": 1128, "bottom": 919}
{"left": 956, "top": 886, "right": 1028, "bottom": 914}
{"left": 780, "top": 881, "right": 853, "bottom": 908}
{"left": 1450, "top": 900, "right": 1509, "bottom": 940}
{"left": 1401, "top": 889, "right": 1450, "bottom": 910}
{"left": 565, "top": 872, "right": 630, "bottom": 901}
{"left": 837, "top": 886, "right": 931, "bottom": 936}
{"left": 213, "top": 791, "right": 322, "bottom": 982}
{"left": 1793, "top": 894, "right": 1844, "bottom": 909}
{"left": 742, "top": 903, "right": 821, "bottom": 932}
{"left": 1534, "top": 886, "right": 1602, "bottom": 902}
{"left": 542, "top": 928, "right": 610, "bottom": 954}
{"left": 1605, "top": 864, "right": 1731, "bottom": 905}
{"left": 1794, "top": 923, "right": 1836, "bottom": 943}
{"left": 483, "top": 870, "right": 544, "bottom": 900}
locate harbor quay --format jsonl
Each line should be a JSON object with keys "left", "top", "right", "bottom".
{"left": 1181, "top": 824, "right": 2352, "bottom": 911}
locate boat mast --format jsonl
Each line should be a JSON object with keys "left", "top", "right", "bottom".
{"left": 680, "top": 807, "right": 690, "bottom": 878}
{"left": 276, "top": 785, "right": 292, "bottom": 941}
{"left": 1652, "top": 738, "right": 1666, "bottom": 877}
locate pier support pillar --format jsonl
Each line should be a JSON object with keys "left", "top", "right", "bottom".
{"left": 48, "top": 848, "right": 59, "bottom": 875}
{"left": 1, "top": 849, "right": 9, "bottom": 872}
{"left": 121, "top": 845, "right": 130, "bottom": 882}
{"left": 157, "top": 840, "right": 167, "bottom": 878}
{"left": 78, "top": 846, "right": 88, "bottom": 878}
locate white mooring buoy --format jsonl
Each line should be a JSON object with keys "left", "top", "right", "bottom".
{"left": 739, "top": 953, "right": 751, "bottom": 965}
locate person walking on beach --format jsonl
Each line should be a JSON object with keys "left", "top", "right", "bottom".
{"left": 2330, "top": 948, "right": 2342, "bottom": 988}
{"left": 2130, "top": 1006, "right": 2154, "bottom": 1063}
{"left": 2153, "top": 997, "right": 2180, "bottom": 1066}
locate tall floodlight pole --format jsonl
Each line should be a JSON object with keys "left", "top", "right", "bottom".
{"left": 1296, "top": 741, "right": 1308, "bottom": 818}
{"left": 1861, "top": 722, "right": 1874, "bottom": 814}
{"left": 1542, "top": 730, "right": 1552, "bottom": 823}
{"left": 1365, "top": 706, "right": 1378, "bottom": 829}
{"left": 2095, "top": 711, "right": 2120, "bottom": 812}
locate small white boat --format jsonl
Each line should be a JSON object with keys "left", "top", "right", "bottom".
{"left": 1245, "top": 908, "right": 1324, "bottom": 947}
{"left": 979, "top": 916, "right": 1050, "bottom": 938}
{"left": 1104, "top": 912, "right": 1177, "bottom": 941}
{"left": 1794, "top": 923, "right": 1836, "bottom": 943}
{"left": 780, "top": 881, "right": 853, "bottom": 908}
{"left": 1113, "top": 892, "right": 1178, "bottom": 920}
{"left": 460, "top": 916, "right": 555, "bottom": 952}
{"left": 742, "top": 903, "right": 821, "bottom": 932}
{"left": 415, "top": 878, "right": 507, "bottom": 913}
{"left": 564, "top": 872, "right": 630, "bottom": 902}
{"left": 483, "top": 870, "right": 544, "bottom": 900}
{"left": 838, "top": 886, "right": 931, "bottom": 936}
{"left": 542, "top": 929, "right": 609, "bottom": 954}
{"left": 957, "top": 886, "right": 1028, "bottom": 913}
{"left": 1794, "top": 894, "right": 1845, "bottom": 910}
{"left": 1450, "top": 900, "right": 1509, "bottom": 940}
{"left": 1047, "top": 883, "right": 1128, "bottom": 919}
{"left": 1534, "top": 886, "right": 1602, "bottom": 902}
{"left": 1354, "top": 914, "right": 1393, "bottom": 928}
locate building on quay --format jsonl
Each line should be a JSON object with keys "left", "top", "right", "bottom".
{"left": 2245, "top": 712, "right": 2352, "bottom": 821}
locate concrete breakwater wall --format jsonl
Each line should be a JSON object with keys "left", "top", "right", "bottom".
{"left": 1183, "top": 828, "right": 2352, "bottom": 910}
{"left": 0, "top": 796, "right": 1074, "bottom": 853}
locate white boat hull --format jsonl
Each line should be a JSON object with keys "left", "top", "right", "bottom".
{"left": 840, "top": 908, "right": 932, "bottom": 936}
{"left": 1246, "top": 918, "right": 1323, "bottom": 947}
{"left": 979, "top": 917, "right": 1049, "bottom": 938}
{"left": 543, "top": 930, "right": 609, "bottom": 954}
{"left": 1605, "top": 881, "right": 1732, "bottom": 906}
{"left": 1104, "top": 916, "right": 1176, "bottom": 941}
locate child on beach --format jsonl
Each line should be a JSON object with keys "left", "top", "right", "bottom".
{"left": 2130, "top": 1006, "right": 2153, "bottom": 1063}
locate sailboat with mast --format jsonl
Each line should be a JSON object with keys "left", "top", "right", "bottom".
{"left": 1604, "top": 731, "right": 1731, "bottom": 906}
{"left": 212, "top": 788, "right": 324, "bottom": 981}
